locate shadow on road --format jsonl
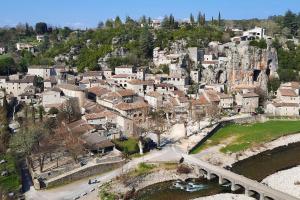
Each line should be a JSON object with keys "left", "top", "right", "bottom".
{"left": 21, "top": 161, "right": 33, "bottom": 193}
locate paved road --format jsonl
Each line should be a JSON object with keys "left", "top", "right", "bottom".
{"left": 25, "top": 146, "right": 184, "bottom": 200}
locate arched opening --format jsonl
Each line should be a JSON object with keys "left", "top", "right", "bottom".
{"left": 253, "top": 69, "right": 261, "bottom": 82}
{"left": 199, "top": 169, "right": 207, "bottom": 176}
{"left": 247, "top": 190, "right": 260, "bottom": 199}
{"left": 233, "top": 184, "right": 245, "bottom": 193}
{"left": 209, "top": 173, "right": 218, "bottom": 180}
{"left": 219, "top": 177, "right": 231, "bottom": 186}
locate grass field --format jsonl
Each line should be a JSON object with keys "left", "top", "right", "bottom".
{"left": 112, "top": 137, "right": 139, "bottom": 154}
{"left": 0, "top": 154, "right": 20, "bottom": 192}
{"left": 190, "top": 120, "right": 300, "bottom": 154}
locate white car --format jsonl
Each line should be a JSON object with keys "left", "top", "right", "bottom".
{"left": 90, "top": 188, "right": 95, "bottom": 192}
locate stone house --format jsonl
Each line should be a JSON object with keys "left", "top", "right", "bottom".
{"left": 83, "top": 110, "right": 117, "bottom": 126}
{"left": 27, "top": 66, "right": 56, "bottom": 79}
{"left": 155, "top": 83, "right": 175, "bottom": 95}
{"left": 16, "top": 43, "right": 34, "bottom": 52}
{"left": 115, "top": 65, "right": 135, "bottom": 75}
{"left": 44, "top": 77, "right": 57, "bottom": 89}
{"left": 277, "top": 88, "right": 299, "bottom": 104}
{"left": 114, "top": 101, "right": 149, "bottom": 123}
{"left": 144, "top": 91, "right": 163, "bottom": 109}
{"left": 111, "top": 74, "right": 137, "bottom": 88}
{"left": 57, "top": 84, "right": 86, "bottom": 107}
{"left": 126, "top": 79, "right": 155, "bottom": 96}
{"left": 0, "top": 75, "right": 37, "bottom": 97}
{"left": 82, "top": 71, "right": 103, "bottom": 80}
{"left": 165, "top": 75, "right": 189, "bottom": 90}
{"left": 79, "top": 79, "right": 106, "bottom": 89}
{"left": 81, "top": 132, "right": 114, "bottom": 154}
{"left": 18, "top": 85, "right": 39, "bottom": 104}
{"left": 235, "top": 92, "right": 259, "bottom": 113}
{"left": 266, "top": 102, "right": 299, "bottom": 116}
{"left": 42, "top": 89, "right": 67, "bottom": 111}
{"left": 96, "top": 89, "right": 136, "bottom": 110}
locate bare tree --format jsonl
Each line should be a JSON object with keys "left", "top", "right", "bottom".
{"left": 148, "top": 110, "right": 167, "bottom": 147}
{"left": 62, "top": 98, "right": 81, "bottom": 123}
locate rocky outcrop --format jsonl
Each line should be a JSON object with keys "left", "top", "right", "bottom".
{"left": 201, "top": 41, "right": 278, "bottom": 93}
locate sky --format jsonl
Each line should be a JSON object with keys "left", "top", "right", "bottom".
{"left": 0, "top": 0, "right": 300, "bottom": 29}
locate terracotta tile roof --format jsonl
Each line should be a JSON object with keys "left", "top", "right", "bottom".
{"left": 279, "top": 89, "right": 298, "bottom": 97}
{"left": 127, "top": 79, "right": 154, "bottom": 85}
{"left": 58, "top": 84, "right": 84, "bottom": 91}
{"left": 44, "top": 76, "right": 57, "bottom": 84}
{"left": 218, "top": 93, "right": 232, "bottom": 99}
{"left": 65, "top": 119, "right": 94, "bottom": 137}
{"left": 115, "top": 65, "right": 133, "bottom": 69}
{"left": 83, "top": 71, "right": 103, "bottom": 77}
{"left": 80, "top": 79, "right": 106, "bottom": 85}
{"left": 173, "top": 90, "right": 186, "bottom": 97}
{"left": 8, "top": 75, "right": 36, "bottom": 83}
{"left": 199, "top": 95, "right": 209, "bottom": 105}
{"left": 178, "top": 97, "right": 188, "bottom": 103}
{"left": 202, "top": 60, "right": 219, "bottom": 65}
{"left": 116, "top": 89, "right": 135, "bottom": 97}
{"left": 82, "top": 132, "right": 114, "bottom": 150}
{"left": 291, "top": 82, "right": 300, "bottom": 89}
{"left": 272, "top": 102, "right": 299, "bottom": 107}
{"left": 85, "top": 110, "right": 116, "bottom": 120}
{"left": 88, "top": 86, "right": 110, "bottom": 97}
{"left": 156, "top": 83, "right": 174, "bottom": 88}
{"left": 146, "top": 91, "right": 162, "bottom": 98}
{"left": 205, "top": 90, "right": 220, "bottom": 102}
{"left": 115, "top": 101, "right": 148, "bottom": 111}
{"left": 241, "top": 92, "right": 259, "bottom": 98}
{"left": 112, "top": 74, "right": 130, "bottom": 78}
{"left": 83, "top": 100, "right": 105, "bottom": 113}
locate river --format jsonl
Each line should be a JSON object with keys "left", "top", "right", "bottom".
{"left": 135, "top": 142, "right": 300, "bottom": 199}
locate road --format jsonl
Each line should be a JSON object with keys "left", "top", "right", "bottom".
{"left": 25, "top": 145, "right": 184, "bottom": 200}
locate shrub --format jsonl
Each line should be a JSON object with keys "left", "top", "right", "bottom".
{"left": 48, "top": 107, "right": 59, "bottom": 115}
{"left": 177, "top": 164, "right": 191, "bottom": 174}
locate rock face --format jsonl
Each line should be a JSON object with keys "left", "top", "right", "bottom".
{"left": 201, "top": 41, "right": 278, "bottom": 93}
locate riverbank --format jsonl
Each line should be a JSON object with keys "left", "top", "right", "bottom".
{"left": 262, "top": 166, "right": 300, "bottom": 198}
{"left": 194, "top": 132, "right": 300, "bottom": 167}
{"left": 194, "top": 193, "right": 255, "bottom": 200}
{"left": 99, "top": 163, "right": 201, "bottom": 199}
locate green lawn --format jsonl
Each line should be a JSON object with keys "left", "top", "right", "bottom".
{"left": 0, "top": 154, "right": 20, "bottom": 192}
{"left": 191, "top": 120, "right": 300, "bottom": 154}
{"left": 112, "top": 137, "right": 139, "bottom": 154}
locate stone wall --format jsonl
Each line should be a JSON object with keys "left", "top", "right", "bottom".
{"left": 44, "top": 160, "right": 125, "bottom": 188}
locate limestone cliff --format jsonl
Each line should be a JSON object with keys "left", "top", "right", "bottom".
{"left": 201, "top": 41, "right": 278, "bottom": 93}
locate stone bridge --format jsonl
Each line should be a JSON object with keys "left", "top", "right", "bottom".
{"left": 184, "top": 155, "right": 299, "bottom": 200}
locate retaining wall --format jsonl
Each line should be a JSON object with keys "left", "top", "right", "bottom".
{"left": 44, "top": 159, "right": 125, "bottom": 188}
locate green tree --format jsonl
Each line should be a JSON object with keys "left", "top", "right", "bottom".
{"left": 218, "top": 11, "right": 222, "bottom": 26}
{"left": 35, "top": 22, "right": 48, "bottom": 34}
{"left": 267, "top": 77, "right": 281, "bottom": 93}
{"left": 114, "top": 16, "right": 123, "bottom": 28}
{"left": 190, "top": 14, "right": 195, "bottom": 25}
{"left": 0, "top": 55, "right": 17, "bottom": 75}
{"left": 139, "top": 27, "right": 154, "bottom": 58}
{"left": 38, "top": 105, "right": 45, "bottom": 122}
{"left": 48, "top": 107, "right": 59, "bottom": 115}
